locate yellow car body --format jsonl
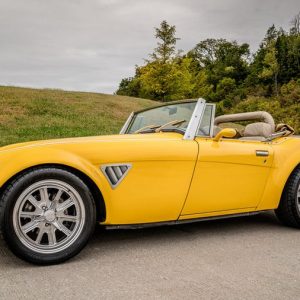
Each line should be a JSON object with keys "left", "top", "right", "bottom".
{"left": 0, "top": 99, "right": 299, "bottom": 226}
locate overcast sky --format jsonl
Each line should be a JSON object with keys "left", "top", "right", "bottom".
{"left": 0, "top": 0, "right": 299, "bottom": 94}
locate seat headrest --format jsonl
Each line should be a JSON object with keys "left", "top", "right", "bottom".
{"left": 215, "top": 111, "right": 275, "bottom": 132}
{"left": 243, "top": 122, "right": 273, "bottom": 138}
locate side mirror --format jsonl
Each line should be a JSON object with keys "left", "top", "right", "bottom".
{"left": 213, "top": 128, "right": 237, "bottom": 142}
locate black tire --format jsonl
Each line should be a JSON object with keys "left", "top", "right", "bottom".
{"left": 0, "top": 167, "right": 96, "bottom": 265}
{"left": 275, "top": 166, "right": 300, "bottom": 228}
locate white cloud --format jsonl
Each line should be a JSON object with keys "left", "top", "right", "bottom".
{"left": 0, "top": 0, "right": 299, "bottom": 93}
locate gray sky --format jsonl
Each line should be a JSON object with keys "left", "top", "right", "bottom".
{"left": 0, "top": 0, "right": 299, "bottom": 94}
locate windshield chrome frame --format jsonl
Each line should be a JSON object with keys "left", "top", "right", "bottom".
{"left": 209, "top": 103, "right": 216, "bottom": 138}
{"left": 183, "top": 98, "right": 206, "bottom": 140}
{"left": 194, "top": 103, "right": 216, "bottom": 139}
{"left": 119, "top": 98, "right": 214, "bottom": 140}
{"left": 119, "top": 112, "right": 134, "bottom": 134}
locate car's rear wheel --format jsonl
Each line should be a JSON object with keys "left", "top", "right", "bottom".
{"left": 0, "top": 167, "right": 96, "bottom": 264}
{"left": 275, "top": 166, "right": 300, "bottom": 228}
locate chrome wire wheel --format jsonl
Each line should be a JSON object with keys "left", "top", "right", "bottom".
{"left": 12, "top": 179, "right": 86, "bottom": 254}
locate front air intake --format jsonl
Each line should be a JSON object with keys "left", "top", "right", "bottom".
{"left": 101, "top": 164, "right": 132, "bottom": 188}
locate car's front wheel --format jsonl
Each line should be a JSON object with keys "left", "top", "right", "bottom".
{"left": 0, "top": 167, "right": 96, "bottom": 265}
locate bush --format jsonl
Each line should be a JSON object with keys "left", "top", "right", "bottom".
{"left": 280, "top": 79, "right": 300, "bottom": 105}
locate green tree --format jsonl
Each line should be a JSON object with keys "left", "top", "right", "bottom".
{"left": 138, "top": 57, "right": 193, "bottom": 101}
{"left": 215, "top": 77, "right": 237, "bottom": 103}
{"left": 116, "top": 11, "right": 300, "bottom": 120}
{"left": 117, "top": 20, "right": 194, "bottom": 101}
{"left": 150, "top": 20, "right": 179, "bottom": 63}
{"left": 136, "top": 21, "right": 194, "bottom": 101}
{"left": 188, "top": 39, "right": 249, "bottom": 104}
{"left": 191, "top": 70, "right": 214, "bottom": 99}
{"left": 116, "top": 77, "right": 140, "bottom": 97}
{"left": 190, "top": 39, "right": 250, "bottom": 85}
{"left": 259, "top": 41, "right": 280, "bottom": 96}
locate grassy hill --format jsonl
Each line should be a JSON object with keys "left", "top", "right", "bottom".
{"left": 0, "top": 86, "right": 155, "bottom": 146}
{"left": 1, "top": 86, "right": 298, "bottom": 147}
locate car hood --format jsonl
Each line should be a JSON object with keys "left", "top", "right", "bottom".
{"left": 0, "top": 132, "right": 181, "bottom": 153}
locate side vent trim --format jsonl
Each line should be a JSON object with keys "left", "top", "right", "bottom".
{"left": 100, "top": 163, "right": 132, "bottom": 189}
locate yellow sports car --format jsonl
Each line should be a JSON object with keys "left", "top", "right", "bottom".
{"left": 0, "top": 98, "right": 299, "bottom": 264}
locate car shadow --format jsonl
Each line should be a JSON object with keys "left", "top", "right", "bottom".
{"left": 0, "top": 211, "right": 291, "bottom": 268}
{"left": 91, "top": 211, "right": 283, "bottom": 243}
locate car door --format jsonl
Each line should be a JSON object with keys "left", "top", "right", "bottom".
{"left": 180, "top": 137, "right": 274, "bottom": 218}
{"left": 178, "top": 101, "right": 275, "bottom": 219}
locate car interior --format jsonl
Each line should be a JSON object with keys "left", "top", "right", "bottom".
{"left": 212, "top": 111, "right": 294, "bottom": 141}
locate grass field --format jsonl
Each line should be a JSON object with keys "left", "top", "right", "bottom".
{"left": 0, "top": 86, "right": 155, "bottom": 146}
{"left": 1, "top": 86, "right": 298, "bottom": 147}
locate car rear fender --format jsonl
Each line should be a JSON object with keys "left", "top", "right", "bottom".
{"left": 257, "top": 138, "right": 300, "bottom": 210}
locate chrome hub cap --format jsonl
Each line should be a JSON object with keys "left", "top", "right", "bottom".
{"left": 13, "top": 179, "right": 86, "bottom": 254}
{"left": 44, "top": 210, "right": 56, "bottom": 222}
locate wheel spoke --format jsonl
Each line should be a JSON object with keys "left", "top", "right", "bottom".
{"left": 47, "top": 226, "right": 57, "bottom": 245}
{"left": 20, "top": 211, "right": 40, "bottom": 218}
{"left": 22, "top": 220, "right": 39, "bottom": 233}
{"left": 51, "top": 189, "right": 63, "bottom": 209}
{"left": 56, "top": 198, "right": 74, "bottom": 212}
{"left": 57, "top": 214, "right": 78, "bottom": 222}
{"left": 27, "top": 195, "right": 43, "bottom": 212}
{"left": 40, "top": 187, "right": 51, "bottom": 207}
{"left": 52, "top": 220, "right": 72, "bottom": 236}
{"left": 35, "top": 223, "right": 46, "bottom": 244}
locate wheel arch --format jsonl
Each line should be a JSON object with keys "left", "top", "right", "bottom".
{"left": 257, "top": 155, "right": 300, "bottom": 211}
{"left": 0, "top": 163, "right": 106, "bottom": 222}
{"left": 280, "top": 163, "right": 300, "bottom": 202}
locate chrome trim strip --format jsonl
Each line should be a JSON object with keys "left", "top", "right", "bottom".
{"left": 183, "top": 98, "right": 206, "bottom": 140}
{"left": 119, "top": 112, "right": 134, "bottom": 134}
{"left": 101, "top": 163, "right": 132, "bottom": 189}
{"left": 104, "top": 211, "right": 265, "bottom": 230}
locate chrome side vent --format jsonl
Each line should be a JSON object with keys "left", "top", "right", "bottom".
{"left": 101, "top": 164, "right": 132, "bottom": 188}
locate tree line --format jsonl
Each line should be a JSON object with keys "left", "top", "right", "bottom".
{"left": 116, "top": 13, "right": 300, "bottom": 132}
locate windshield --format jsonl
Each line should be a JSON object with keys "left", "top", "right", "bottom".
{"left": 126, "top": 102, "right": 197, "bottom": 134}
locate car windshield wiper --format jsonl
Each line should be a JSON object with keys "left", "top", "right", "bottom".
{"left": 134, "top": 120, "right": 186, "bottom": 134}
{"left": 134, "top": 124, "right": 161, "bottom": 134}
{"left": 155, "top": 119, "right": 186, "bottom": 133}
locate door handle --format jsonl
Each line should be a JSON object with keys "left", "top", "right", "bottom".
{"left": 256, "top": 150, "right": 269, "bottom": 157}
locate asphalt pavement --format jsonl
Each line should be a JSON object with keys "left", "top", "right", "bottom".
{"left": 0, "top": 212, "right": 299, "bottom": 300}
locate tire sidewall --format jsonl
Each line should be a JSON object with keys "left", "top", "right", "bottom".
{"left": 292, "top": 173, "right": 300, "bottom": 217}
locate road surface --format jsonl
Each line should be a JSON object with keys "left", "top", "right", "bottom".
{"left": 0, "top": 212, "right": 299, "bottom": 299}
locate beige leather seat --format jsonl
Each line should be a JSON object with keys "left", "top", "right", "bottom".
{"left": 214, "top": 111, "right": 275, "bottom": 141}
{"left": 239, "top": 122, "right": 273, "bottom": 141}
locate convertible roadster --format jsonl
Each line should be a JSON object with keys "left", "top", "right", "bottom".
{"left": 0, "top": 98, "right": 299, "bottom": 264}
